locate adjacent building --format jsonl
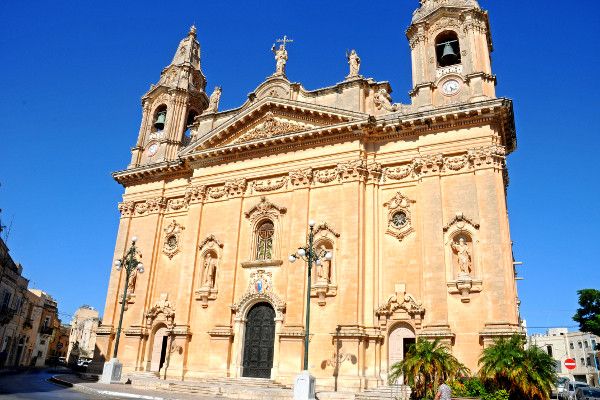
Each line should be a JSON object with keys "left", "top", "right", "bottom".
{"left": 0, "top": 237, "right": 30, "bottom": 367}
{"left": 67, "top": 305, "right": 99, "bottom": 363}
{"left": 96, "top": 0, "right": 521, "bottom": 390}
{"left": 0, "top": 233, "right": 61, "bottom": 368}
{"left": 529, "top": 328, "right": 600, "bottom": 386}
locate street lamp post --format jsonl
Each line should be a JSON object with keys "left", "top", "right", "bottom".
{"left": 100, "top": 236, "right": 144, "bottom": 384}
{"left": 289, "top": 219, "right": 333, "bottom": 378}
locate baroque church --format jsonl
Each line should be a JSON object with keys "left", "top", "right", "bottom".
{"left": 96, "top": 0, "right": 521, "bottom": 391}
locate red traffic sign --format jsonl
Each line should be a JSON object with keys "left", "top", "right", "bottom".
{"left": 564, "top": 358, "right": 577, "bottom": 370}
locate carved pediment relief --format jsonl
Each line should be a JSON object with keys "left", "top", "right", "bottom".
{"left": 182, "top": 98, "right": 366, "bottom": 154}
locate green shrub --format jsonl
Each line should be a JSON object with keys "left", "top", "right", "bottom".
{"left": 482, "top": 389, "right": 509, "bottom": 400}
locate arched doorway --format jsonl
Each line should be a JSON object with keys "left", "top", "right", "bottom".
{"left": 242, "top": 303, "right": 275, "bottom": 378}
{"left": 388, "top": 323, "right": 416, "bottom": 384}
{"left": 149, "top": 326, "right": 168, "bottom": 373}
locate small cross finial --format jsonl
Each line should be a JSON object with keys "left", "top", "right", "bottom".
{"left": 276, "top": 35, "right": 293, "bottom": 49}
{"left": 189, "top": 25, "right": 197, "bottom": 37}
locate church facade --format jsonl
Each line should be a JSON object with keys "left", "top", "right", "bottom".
{"left": 96, "top": 0, "right": 521, "bottom": 390}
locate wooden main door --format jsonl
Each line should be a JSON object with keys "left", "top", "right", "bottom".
{"left": 242, "top": 303, "right": 275, "bottom": 378}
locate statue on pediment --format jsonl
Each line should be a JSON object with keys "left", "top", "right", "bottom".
{"left": 346, "top": 49, "right": 361, "bottom": 79}
{"left": 205, "top": 86, "right": 221, "bottom": 114}
{"left": 271, "top": 35, "right": 292, "bottom": 76}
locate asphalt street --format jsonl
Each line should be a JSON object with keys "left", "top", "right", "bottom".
{"left": 0, "top": 369, "right": 126, "bottom": 399}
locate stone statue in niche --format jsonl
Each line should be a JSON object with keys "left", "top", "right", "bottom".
{"left": 451, "top": 237, "right": 472, "bottom": 275}
{"left": 346, "top": 49, "right": 361, "bottom": 79}
{"left": 316, "top": 244, "right": 331, "bottom": 283}
{"left": 202, "top": 252, "right": 217, "bottom": 288}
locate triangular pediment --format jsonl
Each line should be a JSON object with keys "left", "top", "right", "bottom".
{"left": 182, "top": 98, "right": 367, "bottom": 154}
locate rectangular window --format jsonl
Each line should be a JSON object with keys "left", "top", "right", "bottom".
{"left": 584, "top": 341, "right": 589, "bottom": 348}
{"left": 578, "top": 341, "right": 583, "bottom": 348}
{"left": 593, "top": 339, "right": 597, "bottom": 350}
{"left": 546, "top": 345, "right": 553, "bottom": 357}
{"left": 570, "top": 342, "right": 575, "bottom": 349}
{"left": 587, "top": 356, "right": 591, "bottom": 366}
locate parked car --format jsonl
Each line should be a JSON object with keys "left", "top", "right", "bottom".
{"left": 575, "top": 387, "right": 600, "bottom": 400}
{"left": 560, "top": 382, "right": 590, "bottom": 400}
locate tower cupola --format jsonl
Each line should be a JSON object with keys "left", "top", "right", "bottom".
{"left": 407, "top": 0, "right": 495, "bottom": 110}
{"left": 128, "top": 26, "right": 209, "bottom": 168}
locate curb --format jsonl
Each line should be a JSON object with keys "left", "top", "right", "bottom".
{"left": 50, "top": 375, "right": 169, "bottom": 400}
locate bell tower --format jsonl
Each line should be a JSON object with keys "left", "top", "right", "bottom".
{"left": 129, "top": 26, "right": 209, "bottom": 168}
{"left": 406, "top": 0, "right": 496, "bottom": 110}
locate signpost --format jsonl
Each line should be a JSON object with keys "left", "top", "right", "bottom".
{"left": 564, "top": 358, "right": 577, "bottom": 370}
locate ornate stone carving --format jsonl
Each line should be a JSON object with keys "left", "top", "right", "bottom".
{"left": 412, "top": 0, "right": 480, "bottom": 24}
{"left": 289, "top": 168, "right": 313, "bottom": 187}
{"left": 146, "top": 293, "right": 175, "bottom": 328}
{"left": 373, "top": 89, "right": 412, "bottom": 114}
{"left": 468, "top": 145, "right": 506, "bottom": 168}
{"left": 244, "top": 196, "right": 287, "bottom": 223}
{"left": 167, "top": 197, "right": 187, "bottom": 211}
{"left": 225, "top": 178, "right": 247, "bottom": 197}
{"left": 447, "top": 275, "right": 482, "bottom": 303}
{"left": 383, "top": 164, "right": 415, "bottom": 181}
{"left": 208, "top": 186, "right": 227, "bottom": 199}
{"left": 373, "top": 88, "right": 398, "bottom": 112}
{"left": 346, "top": 49, "right": 361, "bottom": 79}
{"left": 337, "top": 159, "right": 368, "bottom": 182}
{"left": 184, "top": 184, "right": 206, "bottom": 205}
{"left": 444, "top": 154, "right": 469, "bottom": 171}
{"left": 376, "top": 284, "right": 425, "bottom": 328}
{"left": 163, "top": 220, "right": 184, "bottom": 259}
{"left": 443, "top": 212, "right": 480, "bottom": 232}
{"left": 313, "top": 222, "right": 341, "bottom": 239}
{"left": 231, "top": 269, "right": 286, "bottom": 320}
{"left": 367, "top": 162, "right": 382, "bottom": 183}
{"left": 314, "top": 168, "right": 339, "bottom": 184}
{"left": 204, "top": 86, "right": 221, "bottom": 114}
{"left": 252, "top": 177, "right": 288, "bottom": 193}
{"left": 147, "top": 197, "right": 167, "bottom": 213}
{"left": 414, "top": 154, "right": 444, "bottom": 175}
{"left": 384, "top": 192, "right": 416, "bottom": 242}
{"left": 231, "top": 113, "right": 303, "bottom": 144}
{"left": 118, "top": 201, "right": 135, "bottom": 217}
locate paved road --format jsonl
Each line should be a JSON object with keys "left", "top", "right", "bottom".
{"left": 0, "top": 369, "right": 125, "bottom": 399}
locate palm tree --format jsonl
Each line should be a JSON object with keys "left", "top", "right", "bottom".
{"left": 478, "top": 335, "right": 557, "bottom": 400}
{"left": 388, "top": 338, "right": 470, "bottom": 399}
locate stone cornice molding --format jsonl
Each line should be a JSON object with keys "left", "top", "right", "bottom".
{"left": 207, "top": 326, "right": 234, "bottom": 338}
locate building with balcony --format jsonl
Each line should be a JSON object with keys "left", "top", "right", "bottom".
{"left": 529, "top": 328, "right": 600, "bottom": 386}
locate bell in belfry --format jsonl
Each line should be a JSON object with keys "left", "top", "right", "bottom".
{"left": 441, "top": 42, "right": 459, "bottom": 65}
{"left": 154, "top": 111, "right": 166, "bottom": 129}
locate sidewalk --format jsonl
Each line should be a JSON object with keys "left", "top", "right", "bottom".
{"left": 50, "top": 374, "right": 223, "bottom": 400}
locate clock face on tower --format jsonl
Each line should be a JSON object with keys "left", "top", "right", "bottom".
{"left": 147, "top": 143, "right": 158, "bottom": 157}
{"left": 442, "top": 79, "right": 461, "bottom": 96}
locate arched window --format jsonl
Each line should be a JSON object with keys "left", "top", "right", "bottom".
{"left": 255, "top": 220, "right": 274, "bottom": 260}
{"left": 183, "top": 109, "right": 198, "bottom": 139}
{"left": 435, "top": 31, "right": 461, "bottom": 67}
{"left": 152, "top": 105, "right": 168, "bottom": 132}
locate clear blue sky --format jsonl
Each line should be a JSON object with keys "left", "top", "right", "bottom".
{"left": 0, "top": 1, "right": 598, "bottom": 332}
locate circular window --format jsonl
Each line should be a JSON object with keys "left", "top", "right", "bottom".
{"left": 391, "top": 211, "right": 408, "bottom": 228}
